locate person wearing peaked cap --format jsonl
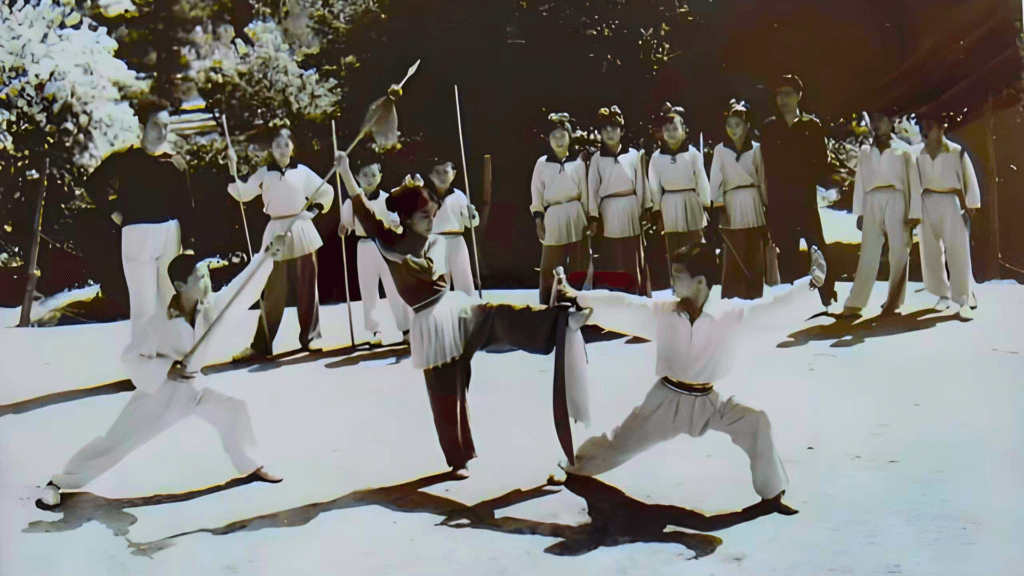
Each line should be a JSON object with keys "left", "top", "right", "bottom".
{"left": 422, "top": 155, "right": 480, "bottom": 296}
{"left": 35, "top": 237, "right": 291, "bottom": 511}
{"left": 648, "top": 103, "right": 710, "bottom": 280}
{"left": 760, "top": 74, "right": 838, "bottom": 308}
{"left": 840, "top": 108, "right": 917, "bottom": 317}
{"left": 531, "top": 112, "right": 591, "bottom": 304}
{"left": 338, "top": 148, "right": 413, "bottom": 341}
{"left": 335, "top": 154, "right": 593, "bottom": 479}
{"left": 913, "top": 110, "right": 980, "bottom": 318}
{"left": 227, "top": 127, "right": 335, "bottom": 361}
{"left": 587, "top": 105, "right": 652, "bottom": 295}
{"left": 709, "top": 99, "right": 770, "bottom": 299}
{"left": 555, "top": 243, "right": 831, "bottom": 516}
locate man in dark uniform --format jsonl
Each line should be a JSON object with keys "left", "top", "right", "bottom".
{"left": 760, "top": 74, "right": 838, "bottom": 307}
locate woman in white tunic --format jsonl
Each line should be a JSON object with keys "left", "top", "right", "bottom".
{"left": 649, "top": 103, "right": 710, "bottom": 273}
{"left": 339, "top": 152, "right": 412, "bottom": 339}
{"left": 841, "top": 109, "right": 917, "bottom": 316}
{"left": 709, "top": 100, "right": 769, "bottom": 299}
{"left": 587, "top": 105, "right": 651, "bottom": 294}
{"left": 425, "top": 157, "right": 480, "bottom": 296}
{"left": 531, "top": 112, "right": 590, "bottom": 304}
{"left": 337, "top": 158, "right": 592, "bottom": 478}
{"left": 226, "top": 128, "right": 334, "bottom": 360}
{"left": 913, "top": 112, "right": 981, "bottom": 318}
{"left": 558, "top": 245, "right": 823, "bottom": 515}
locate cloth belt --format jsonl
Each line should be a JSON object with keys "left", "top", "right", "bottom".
{"left": 271, "top": 212, "right": 302, "bottom": 221}
{"left": 603, "top": 189, "right": 636, "bottom": 199}
{"left": 660, "top": 377, "right": 714, "bottom": 396}
{"left": 724, "top": 185, "right": 757, "bottom": 194}
{"left": 663, "top": 188, "right": 696, "bottom": 194}
{"left": 543, "top": 198, "right": 583, "bottom": 210}
{"left": 438, "top": 231, "right": 465, "bottom": 236}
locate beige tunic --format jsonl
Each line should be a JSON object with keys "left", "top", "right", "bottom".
{"left": 709, "top": 142, "right": 768, "bottom": 229}
{"left": 530, "top": 154, "right": 589, "bottom": 246}
{"left": 648, "top": 146, "right": 710, "bottom": 232}
{"left": 587, "top": 147, "right": 651, "bottom": 238}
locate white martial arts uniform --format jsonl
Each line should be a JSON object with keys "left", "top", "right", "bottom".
{"left": 587, "top": 147, "right": 652, "bottom": 238}
{"left": 51, "top": 256, "right": 274, "bottom": 490}
{"left": 709, "top": 141, "right": 768, "bottom": 229}
{"left": 566, "top": 279, "right": 817, "bottom": 499}
{"left": 648, "top": 145, "right": 710, "bottom": 232}
{"left": 340, "top": 191, "right": 411, "bottom": 333}
{"left": 844, "top": 140, "right": 918, "bottom": 311}
{"left": 913, "top": 139, "right": 981, "bottom": 307}
{"left": 530, "top": 154, "right": 590, "bottom": 246}
{"left": 228, "top": 162, "right": 334, "bottom": 261}
{"left": 431, "top": 188, "right": 479, "bottom": 296}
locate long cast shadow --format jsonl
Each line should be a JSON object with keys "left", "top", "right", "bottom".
{"left": 23, "top": 473, "right": 261, "bottom": 537}
{"left": 118, "top": 472, "right": 781, "bottom": 560}
{"left": 0, "top": 380, "right": 135, "bottom": 418}
{"left": 777, "top": 308, "right": 966, "bottom": 349}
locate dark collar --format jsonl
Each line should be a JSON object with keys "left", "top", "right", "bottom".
{"left": 166, "top": 293, "right": 199, "bottom": 327}
{"left": 366, "top": 188, "right": 382, "bottom": 201}
{"left": 266, "top": 160, "right": 300, "bottom": 173}
{"left": 599, "top": 145, "right": 626, "bottom": 158}
{"left": 545, "top": 153, "right": 579, "bottom": 164}
{"left": 723, "top": 137, "right": 754, "bottom": 159}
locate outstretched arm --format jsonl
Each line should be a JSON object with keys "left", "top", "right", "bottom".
{"left": 227, "top": 168, "right": 265, "bottom": 202}
{"left": 338, "top": 156, "right": 402, "bottom": 247}
{"left": 734, "top": 277, "right": 815, "bottom": 325}
{"left": 575, "top": 290, "right": 661, "bottom": 341}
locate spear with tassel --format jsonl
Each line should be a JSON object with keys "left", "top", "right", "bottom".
{"left": 171, "top": 60, "right": 420, "bottom": 375}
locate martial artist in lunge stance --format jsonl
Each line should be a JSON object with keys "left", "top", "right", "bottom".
{"left": 337, "top": 152, "right": 590, "bottom": 478}
{"left": 36, "top": 237, "right": 288, "bottom": 510}
{"left": 227, "top": 128, "right": 335, "bottom": 360}
{"left": 338, "top": 151, "right": 412, "bottom": 340}
{"left": 760, "top": 74, "right": 838, "bottom": 307}
{"left": 84, "top": 97, "right": 194, "bottom": 356}
{"left": 841, "top": 109, "right": 918, "bottom": 316}
{"left": 914, "top": 112, "right": 981, "bottom": 318}
{"left": 531, "top": 112, "right": 591, "bottom": 304}
{"left": 710, "top": 99, "right": 769, "bottom": 299}
{"left": 587, "top": 105, "right": 652, "bottom": 294}
{"left": 424, "top": 157, "right": 480, "bottom": 296}
{"left": 648, "top": 103, "right": 710, "bottom": 272}
{"left": 557, "top": 245, "right": 823, "bottom": 515}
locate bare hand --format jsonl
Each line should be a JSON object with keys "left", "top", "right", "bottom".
{"left": 167, "top": 361, "right": 196, "bottom": 382}
{"left": 170, "top": 155, "right": 188, "bottom": 172}
{"left": 111, "top": 211, "right": 123, "bottom": 226}
{"left": 226, "top": 147, "right": 238, "bottom": 176}
{"left": 967, "top": 208, "right": 977, "bottom": 218}
{"left": 467, "top": 204, "right": 479, "bottom": 222}
{"left": 555, "top": 281, "right": 579, "bottom": 307}
{"left": 586, "top": 221, "right": 598, "bottom": 237}
{"left": 535, "top": 219, "right": 545, "bottom": 242}
{"left": 266, "top": 233, "right": 287, "bottom": 259}
{"left": 338, "top": 224, "right": 349, "bottom": 238}
{"left": 334, "top": 151, "right": 348, "bottom": 171}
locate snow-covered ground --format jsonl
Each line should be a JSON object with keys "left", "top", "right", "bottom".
{"left": 1, "top": 282, "right": 1022, "bottom": 575}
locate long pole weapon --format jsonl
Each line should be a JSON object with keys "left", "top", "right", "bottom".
{"left": 221, "top": 115, "right": 254, "bottom": 258}
{"left": 332, "top": 119, "right": 356, "bottom": 346}
{"left": 174, "top": 61, "right": 420, "bottom": 373}
{"left": 454, "top": 85, "right": 484, "bottom": 299}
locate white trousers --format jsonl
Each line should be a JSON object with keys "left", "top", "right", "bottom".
{"left": 356, "top": 238, "right": 411, "bottom": 333}
{"left": 52, "top": 377, "right": 261, "bottom": 490}
{"left": 441, "top": 234, "right": 475, "bottom": 296}
{"left": 920, "top": 193, "right": 973, "bottom": 306}
{"left": 845, "top": 188, "right": 911, "bottom": 311}
{"left": 121, "top": 221, "right": 181, "bottom": 357}
{"left": 568, "top": 382, "right": 788, "bottom": 499}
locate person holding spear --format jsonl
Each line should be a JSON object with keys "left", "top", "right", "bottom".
{"left": 226, "top": 127, "right": 335, "bottom": 361}
{"left": 338, "top": 148, "right": 412, "bottom": 341}
{"left": 423, "top": 154, "right": 480, "bottom": 297}
{"left": 709, "top": 99, "right": 770, "bottom": 300}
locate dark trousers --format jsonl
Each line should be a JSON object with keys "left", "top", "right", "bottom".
{"left": 423, "top": 303, "right": 565, "bottom": 469}
{"left": 720, "top": 227, "right": 766, "bottom": 300}
{"left": 769, "top": 209, "right": 835, "bottom": 305}
{"left": 538, "top": 239, "right": 589, "bottom": 304}
{"left": 594, "top": 235, "right": 643, "bottom": 295}
{"left": 250, "top": 252, "right": 321, "bottom": 356}
{"left": 664, "top": 230, "right": 703, "bottom": 264}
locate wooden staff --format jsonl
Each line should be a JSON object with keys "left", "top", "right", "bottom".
{"left": 18, "top": 160, "right": 47, "bottom": 327}
{"left": 332, "top": 119, "right": 356, "bottom": 346}
{"left": 454, "top": 85, "right": 484, "bottom": 298}
{"left": 221, "top": 115, "right": 254, "bottom": 258}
